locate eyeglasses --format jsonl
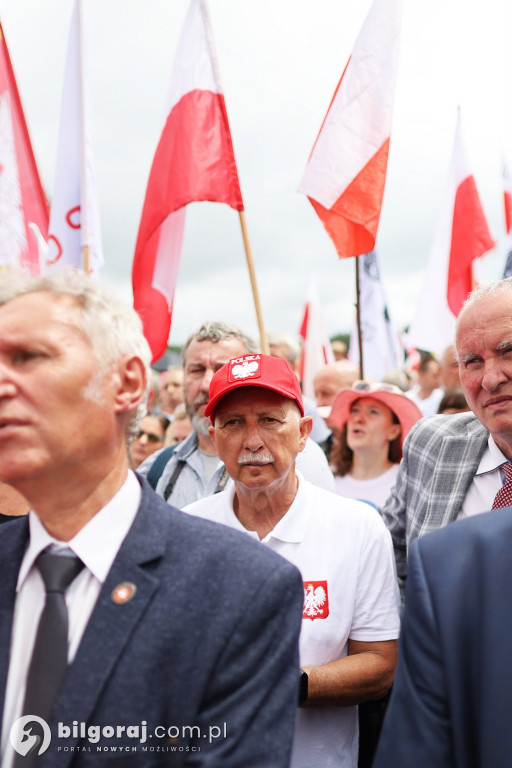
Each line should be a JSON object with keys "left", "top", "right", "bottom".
{"left": 352, "top": 380, "right": 403, "bottom": 396}
{"left": 136, "top": 430, "right": 164, "bottom": 443}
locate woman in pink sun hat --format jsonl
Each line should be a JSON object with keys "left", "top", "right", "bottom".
{"left": 329, "top": 380, "right": 423, "bottom": 510}
{"left": 329, "top": 380, "right": 423, "bottom": 767}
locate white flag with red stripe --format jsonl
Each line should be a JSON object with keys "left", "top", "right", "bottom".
{"left": 502, "top": 157, "right": 512, "bottom": 278}
{"left": 0, "top": 23, "right": 48, "bottom": 274}
{"left": 503, "top": 158, "right": 512, "bottom": 235}
{"left": 132, "top": 0, "right": 244, "bottom": 362}
{"left": 43, "top": 0, "right": 103, "bottom": 277}
{"left": 298, "top": 0, "right": 401, "bottom": 259}
{"left": 299, "top": 280, "right": 334, "bottom": 400}
{"left": 408, "top": 112, "right": 494, "bottom": 356}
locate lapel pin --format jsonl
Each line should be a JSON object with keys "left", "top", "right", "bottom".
{"left": 112, "top": 582, "right": 137, "bottom": 605}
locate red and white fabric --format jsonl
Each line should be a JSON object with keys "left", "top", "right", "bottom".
{"left": 503, "top": 157, "right": 512, "bottom": 236}
{"left": 44, "top": 0, "right": 103, "bottom": 277}
{"left": 298, "top": 0, "right": 401, "bottom": 260}
{"left": 298, "top": 280, "right": 334, "bottom": 400}
{"left": 0, "top": 23, "right": 48, "bottom": 274}
{"left": 132, "top": 0, "right": 243, "bottom": 362}
{"left": 408, "top": 111, "right": 494, "bottom": 357}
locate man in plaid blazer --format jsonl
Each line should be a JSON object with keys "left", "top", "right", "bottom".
{"left": 381, "top": 276, "right": 512, "bottom": 596}
{"left": 381, "top": 412, "right": 488, "bottom": 594}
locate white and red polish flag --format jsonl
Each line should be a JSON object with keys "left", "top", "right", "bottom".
{"left": 502, "top": 157, "right": 512, "bottom": 278}
{"left": 0, "top": 23, "right": 48, "bottom": 274}
{"left": 503, "top": 158, "right": 512, "bottom": 236}
{"left": 298, "top": 279, "right": 334, "bottom": 400}
{"left": 132, "top": 0, "right": 243, "bottom": 362}
{"left": 408, "top": 111, "right": 494, "bottom": 357}
{"left": 298, "top": 0, "right": 401, "bottom": 259}
{"left": 43, "top": 0, "right": 103, "bottom": 277}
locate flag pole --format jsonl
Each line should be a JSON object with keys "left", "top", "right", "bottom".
{"left": 82, "top": 244, "right": 90, "bottom": 274}
{"left": 238, "top": 211, "right": 269, "bottom": 354}
{"left": 200, "top": 0, "right": 269, "bottom": 353}
{"left": 77, "top": 0, "right": 89, "bottom": 275}
{"left": 355, "top": 256, "right": 364, "bottom": 379}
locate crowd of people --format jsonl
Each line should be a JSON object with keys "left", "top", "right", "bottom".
{"left": 0, "top": 269, "right": 511, "bottom": 767}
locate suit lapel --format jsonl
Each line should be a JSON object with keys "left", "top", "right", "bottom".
{"left": 47, "top": 485, "right": 167, "bottom": 758}
{"left": 0, "top": 519, "right": 29, "bottom": 729}
{"left": 420, "top": 419, "right": 488, "bottom": 536}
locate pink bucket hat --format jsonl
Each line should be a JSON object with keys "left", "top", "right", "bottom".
{"left": 329, "top": 380, "right": 423, "bottom": 448}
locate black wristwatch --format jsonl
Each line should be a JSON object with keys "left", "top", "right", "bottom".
{"left": 298, "top": 669, "right": 308, "bottom": 705}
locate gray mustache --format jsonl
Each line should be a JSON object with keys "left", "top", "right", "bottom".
{"left": 238, "top": 451, "right": 274, "bottom": 465}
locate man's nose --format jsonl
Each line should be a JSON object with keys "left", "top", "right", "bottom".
{"left": 0, "top": 365, "right": 17, "bottom": 399}
{"left": 481, "top": 360, "right": 508, "bottom": 392}
{"left": 200, "top": 368, "right": 215, "bottom": 393}
{"left": 243, "top": 424, "right": 264, "bottom": 451}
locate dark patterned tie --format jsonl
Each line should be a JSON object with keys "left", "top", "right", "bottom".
{"left": 13, "top": 550, "right": 84, "bottom": 767}
{"left": 492, "top": 463, "right": 512, "bottom": 509}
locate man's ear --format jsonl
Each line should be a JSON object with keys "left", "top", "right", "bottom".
{"left": 113, "top": 356, "right": 147, "bottom": 415}
{"left": 208, "top": 424, "right": 217, "bottom": 448}
{"left": 298, "top": 415, "right": 313, "bottom": 451}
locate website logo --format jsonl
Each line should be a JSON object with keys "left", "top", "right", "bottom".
{"left": 10, "top": 716, "right": 51, "bottom": 758}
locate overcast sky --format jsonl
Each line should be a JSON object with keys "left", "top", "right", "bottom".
{"left": 1, "top": 0, "right": 511, "bottom": 347}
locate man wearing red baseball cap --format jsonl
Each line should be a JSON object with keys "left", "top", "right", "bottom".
{"left": 185, "top": 354, "right": 400, "bottom": 768}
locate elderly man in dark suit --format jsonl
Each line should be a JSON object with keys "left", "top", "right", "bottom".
{"left": 373, "top": 507, "right": 512, "bottom": 768}
{"left": 0, "top": 270, "right": 303, "bottom": 768}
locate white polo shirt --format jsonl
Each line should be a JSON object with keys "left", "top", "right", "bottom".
{"left": 185, "top": 473, "right": 400, "bottom": 768}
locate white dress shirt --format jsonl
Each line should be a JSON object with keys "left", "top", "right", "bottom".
{"left": 458, "top": 436, "right": 508, "bottom": 520}
{"left": 1, "top": 471, "right": 141, "bottom": 768}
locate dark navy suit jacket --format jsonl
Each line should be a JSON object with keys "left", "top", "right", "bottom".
{"left": 0, "top": 477, "right": 304, "bottom": 767}
{"left": 374, "top": 507, "right": 512, "bottom": 768}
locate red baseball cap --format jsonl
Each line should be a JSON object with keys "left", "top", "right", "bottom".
{"left": 204, "top": 354, "right": 304, "bottom": 422}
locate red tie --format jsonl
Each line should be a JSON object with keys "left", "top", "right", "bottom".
{"left": 492, "top": 463, "right": 512, "bottom": 509}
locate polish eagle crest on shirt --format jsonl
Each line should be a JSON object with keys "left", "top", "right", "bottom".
{"left": 303, "top": 580, "right": 329, "bottom": 620}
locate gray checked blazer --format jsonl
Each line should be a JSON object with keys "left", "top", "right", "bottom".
{"left": 381, "top": 412, "right": 488, "bottom": 593}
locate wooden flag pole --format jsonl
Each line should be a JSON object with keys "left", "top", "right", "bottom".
{"left": 355, "top": 256, "right": 364, "bottom": 379}
{"left": 238, "top": 210, "right": 269, "bottom": 354}
{"left": 83, "top": 244, "right": 90, "bottom": 275}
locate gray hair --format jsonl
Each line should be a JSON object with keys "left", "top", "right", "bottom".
{"left": 457, "top": 277, "right": 512, "bottom": 331}
{"left": 267, "top": 331, "right": 302, "bottom": 366}
{"left": 181, "top": 320, "right": 259, "bottom": 364}
{"left": 0, "top": 269, "right": 152, "bottom": 439}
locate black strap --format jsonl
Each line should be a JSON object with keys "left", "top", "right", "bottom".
{"left": 148, "top": 443, "right": 230, "bottom": 501}
{"left": 215, "top": 469, "right": 230, "bottom": 494}
{"left": 163, "top": 464, "right": 229, "bottom": 502}
{"left": 146, "top": 445, "right": 177, "bottom": 490}
{"left": 163, "top": 460, "right": 186, "bottom": 501}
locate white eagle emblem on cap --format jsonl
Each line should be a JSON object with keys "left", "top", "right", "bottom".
{"left": 231, "top": 360, "right": 259, "bottom": 379}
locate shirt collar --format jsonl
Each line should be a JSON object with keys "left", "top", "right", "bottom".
{"left": 260, "top": 472, "right": 311, "bottom": 545}
{"left": 475, "top": 435, "right": 509, "bottom": 477}
{"left": 17, "top": 471, "right": 141, "bottom": 591}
